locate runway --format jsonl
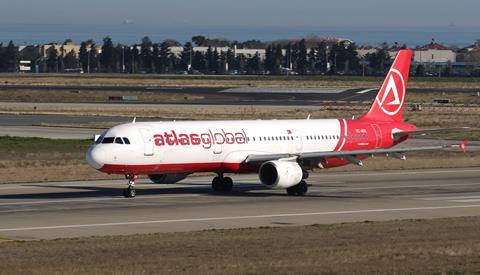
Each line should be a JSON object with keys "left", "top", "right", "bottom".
{"left": 0, "top": 84, "right": 379, "bottom": 105}
{"left": 0, "top": 167, "right": 479, "bottom": 240}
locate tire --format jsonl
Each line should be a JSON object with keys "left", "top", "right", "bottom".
{"left": 286, "top": 186, "right": 297, "bottom": 196}
{"left": 286, "top": 181, "right": 308, "bottom": 196}
{"left": 129, "top": 188, "right": 136, "bottom": 198}
{"left": 296, "top": 181, "right": 308, "bottom": 196}
{"left": 223, "top": 177, "right": 233, "bottom": 192}
{"left": 212, "top": 176, "right": 222, "bottom": 192}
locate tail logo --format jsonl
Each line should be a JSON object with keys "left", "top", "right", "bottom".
{"left": 376, "top": 68, "right": 405, "bottom": 116}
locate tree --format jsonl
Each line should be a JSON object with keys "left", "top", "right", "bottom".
{"left": 297, "top": 39, "right": 308, "bottom": 75}
{"left": 345, "top": 43, "right": 360, "bottom": 73}
{"left": 162, "top": 39, "right": 181, "bottom": 47}
{"left": 168, "top": 52, "right": 178, "bottom": 72}
{"left": 192, "top": 35, "right": 206, "bottom": 46}
{"left": 100, "top": 37, "right": 116, "bottom": 72}
{"left": 115, "top": 44, "right": 126, "bottom": 72}
{"left": 234, "top": 54, "right": 246, "bottom": 72}
{"left": 180, "top": 42, "right": 193, "bottom": 71}
{"left": 273, "top": 45, "right": 283, "bottom": 74}
{"left": 226, "top": 48, "right": 235, "bottom": 72}
{"left": 219, "top": 51, "right": 228, "bottom": 73}
{"left": 192, "top": 51, "right": 207, "bottom": 72}
{"left": 284, "top": 43, "right": 293, "bottom": 70}
{"left": 205, "top": 46, "right": 218, "bottom": 73}
{"left": 79, "top": 40, "right": 94, "bottom": 73}
{"left": 63, "top": 50, "right": 78, "bottom": 69}
{"left": 129, "top": 45, "right": 140, "bottom": 73}
{"left": 152, "top": 43, "right": 160, "bottom": 73}
{"left": 140, "top": 36, "right": 154, "bottom": 72}
{"left": 0, "top": 43, "right": 6, "bottom": 72}
{"left": 158, "top": 41, "right": 171, "bottom": 73}
{"left": 264, "top": 44, "right": 274, "bottom": 72}
{"left": 79, "top": 41, "right": 89, "bottom": 72}
{"left": 366, "top": 44, "right": 390, "bottom": 74}
{"left": 5, "top": 41, "right": 18, "bottom": 72}
{"left": 308, "top": 47, "right": 317, "bottom": 72}
{"left": 315, "top": 42, "right": 328, "bottom": 73}
{"left": 211, "top": 48, "right": 220, "bottom": 73}
{"left": 247, "top": 52, "right": 261, "bottom": 73}
{"left": 46, "top": 47, "right": 58, "bottom": 72}
{"left": 415, "top": 64, "right": 425, "bottom": 76}
{"left": 88, "top": 43, "right": 99, "bottom": 73}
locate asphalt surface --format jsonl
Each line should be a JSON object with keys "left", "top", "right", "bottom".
{"left": 0, "top": 114, "right": 129, "bottom": 126}
{"left": 0, "top": 167, "right": 478, "bottom": 240}
{"left": 0, "top": 126, "right": 101, "bottom": 139}
{"left": 0, "top": 84, "right": 378, "bottom": 105}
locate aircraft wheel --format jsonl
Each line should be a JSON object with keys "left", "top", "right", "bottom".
{"left": 296, "top": 181, "right": 308, "bottom": 196}
{"left": 212, "top": 176, "right": 222, "bottom": 192}
{"left": 286, "top": 186, "right": 297, "bottom": 196}
{"left": 123, "top": 187, "right": 136, "bottom": 198}
{"left": 286, "top": 181, "right": 308, "bottom": 196}
{"left": 223, "top": 177, "right": 233, "bottom": 192}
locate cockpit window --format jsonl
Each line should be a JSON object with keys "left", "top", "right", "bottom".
{"left": 123, "top": 138, "right": 131, "bottom": 144}
{"left": 115, "top": 137, "right": 124, "bottom": 144}
{"left": 95, "top": 134, "right": 105, "bottom": 144}
{"left": 101, "top": 137, "right": 115, "bottom": 144}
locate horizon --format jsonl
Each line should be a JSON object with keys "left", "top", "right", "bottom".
{"left": 0, "top": 23, "right": 479, "bottom": 48}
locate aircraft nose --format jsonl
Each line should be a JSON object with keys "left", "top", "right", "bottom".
{"left": 86, "top": 146, "right": 107, "bottom": 170}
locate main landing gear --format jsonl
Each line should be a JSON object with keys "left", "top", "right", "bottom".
{"left": 123, "top": 174, "right": 138, "bottom": 198}
{"left": 286, "top": 180, "right": 308, "bottom": 196}
{"left": 211, "top": 174, "right": 233, "bottom": 193}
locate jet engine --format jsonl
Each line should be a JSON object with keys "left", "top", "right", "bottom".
{"left": 148, "top": 173, "right": 189, "bottom": 184}
{"left": 259, "top": 161, "right": 303, "bottom": 188}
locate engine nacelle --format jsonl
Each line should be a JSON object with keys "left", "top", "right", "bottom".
{"left": 259, "top": 161, "right": 303, "bottom": 189}
{"left": 148, "top": 173, "right": 189, "bottom": 184}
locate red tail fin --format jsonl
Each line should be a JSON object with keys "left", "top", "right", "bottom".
{"left": 361, "top": 49, "right": 412, "bottom": 122}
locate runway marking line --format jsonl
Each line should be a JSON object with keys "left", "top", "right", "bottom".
{"left": 0, "top": 194, "right": 201, "bottom": 206}
{"left": 420, "top": 195, "right": 480, "bottom": 201}
{"left": 319, "top": 169, "right": 480, "bottom": 178}
{"left": 0, "top": 204, "right": 479, "bottom": 233}
{"left": 320, "top": 182, "right": 480, "bottom": 192}
{"left": 356, "top": 89, "right": 375, "bottom": 94}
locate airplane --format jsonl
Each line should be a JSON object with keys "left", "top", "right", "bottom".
{"left": 86, "top": 49, "right": 472, "bottom": 198}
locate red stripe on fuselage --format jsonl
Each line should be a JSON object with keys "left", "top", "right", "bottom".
{"left": 99, "top": 162, "right": 259, "bottom": 175}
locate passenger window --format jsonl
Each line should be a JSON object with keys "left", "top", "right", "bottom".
{"left": 115, "top": 137, "right": 124, "bottom": 144}
{"left": 101, "top": 137, "right": 115, "bottom": 144}
{"left": 123, "top": 138, "right": 131, "bottom": 144}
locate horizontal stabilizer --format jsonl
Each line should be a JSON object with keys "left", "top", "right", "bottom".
{"left": 393, "top": 127, "right": 476, "bottom": 139}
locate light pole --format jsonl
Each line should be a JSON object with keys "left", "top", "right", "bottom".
{"left": 87, "top": 50, "right": 90, "bottom": 74}
{"left": 122, "top": 46, "right": 125, "bottom": 73}
{"left": 131, "top": 46, "right": 135, "bottom": 74}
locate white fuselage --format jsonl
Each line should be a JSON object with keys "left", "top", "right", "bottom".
{"left": 86, "top": 118, "right": 363, "bottom": 175}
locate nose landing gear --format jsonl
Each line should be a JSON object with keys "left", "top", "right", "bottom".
{"left": 123, "top": 174, "right": 138, "bottom": 198}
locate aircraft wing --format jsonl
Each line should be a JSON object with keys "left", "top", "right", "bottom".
{"left": 244, "top": 143, "right": 469, "bottom": 165}
{"left": 392, "top": 127, "right": 475, "bottom": 139}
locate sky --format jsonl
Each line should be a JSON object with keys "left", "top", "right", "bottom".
{"left": 0, "top": 0, "right": 478, "bottom": 28}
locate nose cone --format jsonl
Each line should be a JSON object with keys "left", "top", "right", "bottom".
{"left": 86, "top": 146, "right": 108, "bottom": 170}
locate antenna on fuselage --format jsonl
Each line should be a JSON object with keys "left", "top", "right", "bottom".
{"left": 132, "top": 117, "right": 136, "bottom": 123}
